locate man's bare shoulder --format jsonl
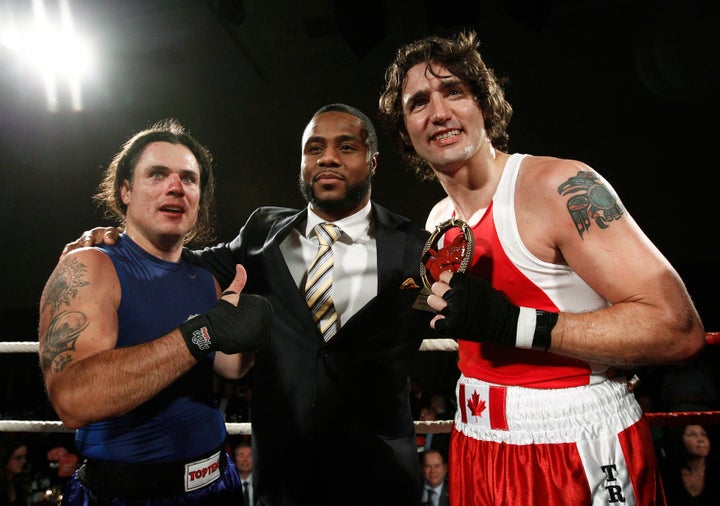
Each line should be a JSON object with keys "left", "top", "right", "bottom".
{"left": 42, "top": 247, "right": 118, "bottom": 312}
{"left": 520, "top": 155, "right": 596, "bottom": 188}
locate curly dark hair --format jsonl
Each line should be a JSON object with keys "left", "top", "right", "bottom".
{"left": 93, "top": 118, "right": 216, "bottom": 246}
{"left": 378, "top": 30, "right": 513, "bottom": 181}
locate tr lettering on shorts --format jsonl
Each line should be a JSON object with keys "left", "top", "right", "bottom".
{"left": 184, "top": 451, "right": 221, "bottom": 492}
{"left": 601, "top": 464, "right": 627, "bottom": 503}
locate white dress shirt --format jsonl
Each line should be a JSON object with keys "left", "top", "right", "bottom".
{"left": 241, "top": 472, "right": 253, "bottom": 505}
{"left": 423, "top": 483, "right": 442, "bottom": 506}
{"left": 280, "top": 201, "right": 377, "bottom": 327}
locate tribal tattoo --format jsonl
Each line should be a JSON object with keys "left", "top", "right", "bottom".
{"left": 40, "top": 311, "right": 88, "bottom": 373}
{"left": 558, "top": 170, "right": 624, "bottom": 239}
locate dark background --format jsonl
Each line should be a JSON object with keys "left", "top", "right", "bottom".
{"left": 1, "top": 1, "right": 718, "bottom": 418}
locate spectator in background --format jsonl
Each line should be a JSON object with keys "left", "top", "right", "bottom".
{"left": 1, "top": 434, "right": 28, "bottom": 506}
{"left": 417, "top": 405, "right": 450, "bottom": 460}
{"left": 420, "top": 449, "right": 449, "bottom": 506}
{"left": 410, "top": 378, "right": 431, "bottom": 420}
{"left": 233, "top": 442, "right": 254, "bottom": 506}
{"left": 224, "top": 382, "right": 253, "bottom": 423}
{"left": 429, "top": 392, "right": 454, "bottom": 420}
{"left": 660, "top": 424, "right": 720, "bottom": 505}
{"left": 46, "top": 446, "right": 79, "bottom": 481}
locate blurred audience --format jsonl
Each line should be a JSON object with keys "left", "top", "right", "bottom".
{"left": 660, "top": 424, "right": 720, "bottom": 505}
{"left": 428, "top": 393, "right": 455, "bottom": 421}
{"left": 234, "top": 442, "right": 255, "bottom": 505}
{"left": 416, "top": 405, "right": 450, "bottom": 460}
{"left": 1, "top": 433, "right": 28, "bottom": 506}
{"left": 420, "top": 449, "right": 449, "bottom": 506}
{"left": 45, "top": 446, "right": 78, "bottom": 480}
{"left": 410, "top": 378, "right": 431, "bottom": 421}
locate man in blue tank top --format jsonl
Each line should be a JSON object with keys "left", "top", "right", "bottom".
{"left": 38, "top": 119, "right": 272, "bottom": 505}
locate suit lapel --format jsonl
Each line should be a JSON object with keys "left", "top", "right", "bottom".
{"left": 262, "top": 210, "right": 321, "bottom": 334}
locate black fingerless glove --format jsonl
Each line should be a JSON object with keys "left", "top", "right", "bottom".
{"left": 434, "top": 273, "right": 557, "bottom": 350}
{"left": 179, "top": 295, "right": 273, "bottom": 361}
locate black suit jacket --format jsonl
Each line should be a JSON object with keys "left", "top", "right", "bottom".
{"left": 422, "top": 481, "right": 450, "bottom": 506}
{"left": 189, "top": 203, "right": 433, "bottom": 506}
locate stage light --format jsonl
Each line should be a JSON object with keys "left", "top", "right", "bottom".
{"left": 0, "top": 0, "right": 94, "bottom": 111}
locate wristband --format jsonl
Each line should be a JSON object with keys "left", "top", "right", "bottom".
{"left": 515, "top": 308, "right": 557, "bottom": 350}
{"left": 435, "top": 273, "right": 558, "bottom": 350}
{"left": 179, "top": 313, "right": 216, "bottom": 361}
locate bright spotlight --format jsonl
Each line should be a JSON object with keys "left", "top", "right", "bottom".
{"left": 0, "top": 0, "right": 95, "bottom": 111}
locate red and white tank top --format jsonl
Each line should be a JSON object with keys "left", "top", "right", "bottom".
{"left": 429, "top": 153, "right": 609, "bottom": 388}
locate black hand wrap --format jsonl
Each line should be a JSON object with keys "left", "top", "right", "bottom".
{"left": 179, "top": 295, "right": 273, "bottom": 361}
{"left": 434, "top": 273, "right": 557, "bottom": 350}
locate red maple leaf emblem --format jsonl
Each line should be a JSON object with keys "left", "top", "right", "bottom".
{"left": 467, "top": 390, "right": 487, "bottom": 417}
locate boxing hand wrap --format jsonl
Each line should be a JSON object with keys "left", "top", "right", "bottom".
{"left": 434, "top": 273, "right": 558, "bottom": 350}
{"left": 179, "top": 295, "right": 273, "bottom": 361}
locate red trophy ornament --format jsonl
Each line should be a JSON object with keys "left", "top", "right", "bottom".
{"left": 421, "top": 218, "right": 474, "bottom": 291}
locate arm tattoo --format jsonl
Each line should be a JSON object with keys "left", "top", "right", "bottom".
{"left": 41, "top": 257, "right": 89, "bottom": 314}
{"left": 557, "top": 170, "right": 624, "bottom": 239}
{"left": 40, "top": 311, "right": 88, "bottom": 373}
{"left": 40, "top": 257, "right": 90, "bottom": 372}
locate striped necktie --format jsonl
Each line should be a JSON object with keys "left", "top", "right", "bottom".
{"left": 304, "top": 223, "right": 342, "bottom": 341}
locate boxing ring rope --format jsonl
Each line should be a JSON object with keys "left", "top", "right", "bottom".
{"left": 1, "top": 333, "right": 718, "bottom": 434}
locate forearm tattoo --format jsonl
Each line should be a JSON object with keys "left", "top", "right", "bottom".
{"left": 40, "top": 257, "right": 89, "bottom": 373}
{"left": 558, "top": 170, "right": 624, "bottom": 239}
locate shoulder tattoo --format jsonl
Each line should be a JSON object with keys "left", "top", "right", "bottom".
{"left": 557, "top": 170, "right": 624, "bottom": 239}
{"left": 41, "top": 257, "right": 89, "bottom": 314}
{"left": 40, "top": 257, "right": 90, "bottom": 373}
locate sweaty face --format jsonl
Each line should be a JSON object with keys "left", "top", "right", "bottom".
{"left": 121, "top": 141, "right": 201, "bottom": 251}
{"left": 402, "top": 62, "right": 489, "bottom": 173}
{"left": 299, "top": 111, "right": 375, "bottom": 219}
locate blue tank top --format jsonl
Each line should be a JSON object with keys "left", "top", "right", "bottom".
{"left": 75, "top": 234, "right": 227, "bottom": 462}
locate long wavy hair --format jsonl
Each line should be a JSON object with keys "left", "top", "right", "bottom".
{"left": 378, "top": 30, "right": 513, "bottom": 181}
{"left": 93, "top": 118, "right": 216, "bottom": 246}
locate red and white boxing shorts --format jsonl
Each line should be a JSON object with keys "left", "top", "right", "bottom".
{"left": 449, "top": 375, "right": 665, "bottom": 506}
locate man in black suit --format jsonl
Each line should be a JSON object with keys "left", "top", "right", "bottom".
{"left": 193, "top": 103, "right": 434, "bottom": 505}
{"left": 420, "top": 449, "right": 450, "bottom": 506}
{"left": 67, "top": 104, "right": 435, "bottom": 505}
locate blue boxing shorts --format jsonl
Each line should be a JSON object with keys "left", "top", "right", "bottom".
{"left": 61, "top": 451, "right": 244, "bottom": 505}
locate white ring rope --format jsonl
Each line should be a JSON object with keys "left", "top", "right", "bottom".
{"left": 1, "top": 339, "right": 460, "bottom": 354}
{"left": 0, "top": 339, "right": 459, "bottom": 435}
{"left": 0, "top": 341, "right": 40, "bottom": 353}
{"left": 0, "top": 419, "right": 453, "bottom": 435}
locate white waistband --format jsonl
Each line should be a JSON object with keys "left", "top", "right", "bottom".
{"left": 454, "top": 374, "right": 643, "bottom": 445}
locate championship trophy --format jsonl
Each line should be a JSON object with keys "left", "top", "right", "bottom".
{"left": 413, "top": 217, "right": 474, "bottom": 311}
